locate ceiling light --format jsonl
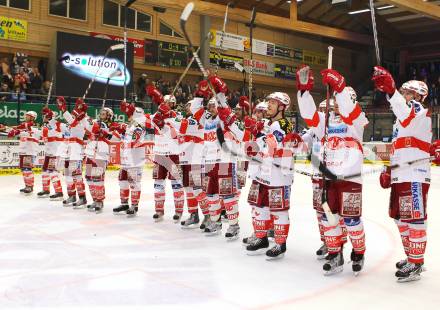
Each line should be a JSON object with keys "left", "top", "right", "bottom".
{"left": 348, "top": 5, "right": 395, "bottom": 15}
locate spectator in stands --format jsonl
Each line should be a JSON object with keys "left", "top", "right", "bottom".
{"left": 11, "top": 85, "right": 26, "bottom": 101}
{"left": 0, "top": 83, "right": 11, "bottom": 101}
{"left": 29, "top": 67, "right": 43, "bottom": 95}
{"left": 429, "top": 82, "right": 438, "bottom": 106}
{"left": 136, "top": 73, "right": 148, "bottom": 101}
{"left": 14, "top": 68, "right": 28, "bottom": 92}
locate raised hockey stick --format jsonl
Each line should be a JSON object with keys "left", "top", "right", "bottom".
{"left": 248, "top": 6, "right": 257, "bottom": 113}
{"left": 369, "top": 0, "right": 381, "bottom": 65}
{"left": 82, "top": 43, "right": 125, "bottom": 100}
{"left": 172, "top": 32, "right": 213, "bottom": 96}
{"left": 321, "top": 46, "right": 338, "bottom": 227}
{"left": 44, "top": 55, "right": 70, "bottom": 108}
{"left": 215, "top": 2, "right": 233, "bottom": 74}
{"left": 180, "top": 2, "right": 224, "bottom": 107}
{"left": 102, "top": 70, "right": 123, "bottom": 108}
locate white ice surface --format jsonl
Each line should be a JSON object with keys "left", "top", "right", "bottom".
{"left": 0, "top": 164, "right": 439, "bottom": 310}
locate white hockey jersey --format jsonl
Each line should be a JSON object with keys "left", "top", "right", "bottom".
{"left": 41, "top": 119, "right": 67, "bottom": 157}
{"left": 297, "top": 88, "right": 368, "bottom": 184}
{"left": 63, "top": 111, "right": 86, "bottom": 161}
{"left": 13, "top": 122, "right": 41, "bottom": 157}
{"left": 388, "top": 91, "right": 432, "bottom": 184}
{"left": 119, "top": 123, "right": 147, "bottom": 168}
{"left": 151, "top": 111, "right": 180, "bottom": 156}
{"left": 81, "top": 118, "right": 116, "bottom": 161}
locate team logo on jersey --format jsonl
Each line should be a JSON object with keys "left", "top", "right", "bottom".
{"left": 411, "top": 182, "right": 424, "bottom": 219}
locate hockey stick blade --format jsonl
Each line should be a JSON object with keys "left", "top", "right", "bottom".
{"left": 181, "top": 2, "right": 194, "bottom": 22}
{"left": 110, "top": 43, "right": 125, "bottom": 51}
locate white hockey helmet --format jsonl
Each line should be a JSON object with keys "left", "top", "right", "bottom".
{"left": 401, "top": 80, "right": 428, "bottom": 102}
{"left": 101, "top": 107, "right": 114, "bottom": 120}
{"left": 25, "top": 111, "right": 37, "bottom": 119}
{"left": 164, "top": 94, "right": 177, "bottom": 104}
{"left": 132, "top": 107, "right": 146, "bottom": 126}
{"left": 266, "top": 92, "right": 290, "bottom": 107}
{"left": 255, "top": 101, "right": 268, "bottom": 111}
{"left": 319, "top": 99, "right": 335, "bottom": 109}
{"left": 346, "top": 86, "right": 357, "bottom": 104}
{"left": 208, "top": 97, "right": 217, "bottom": 107}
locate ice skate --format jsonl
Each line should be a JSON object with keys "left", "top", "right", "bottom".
{"left": 87, "top": 202, "right": 96, "bottom": 212}
{"left": 49, "top": 192, "right": 63, "bottom": 201}
{"left": 73, "top": 196, "right": 87, "bottom": 209}
{"left": 225, "top": 224, "right": 240, "bottom": 241}
{"left": 113, "top": 204, "right": 129, "bottom": 214}
{"left": 93, "top": 201, "right": 104, "bottom": 214}
{"left": 173, "top": 213, "right": 182, "bottom": 223}
{"left": 350, "top": 250, "right": 365, "bottom": 276}
{"left": 204, "top": 220, "right": 222, "bottom": 236}
{"left": 22, "top": 186, "right": 33, "bottom": 195}
{"left": 37, "top": 190, "right": 50, "bottom": 198}
{"left": 199, "top": 215, "right": 210, "bottom": 230}
{"left": 396, "top": 259, "right": 426, "bottom": 272}
{"left": 266, "top": 243, "right": 286, "bottom": 260}
{"left": 242, "top": 233, "right": 257, "bottom": 247}
{"left": 246, "top": 236, "right": 269, "bottom": 256}
{"left": 63, "top": 195, "right": 76, "bottom": 207}
{"left": 316, "top": 243, "right": 328, "bottom": 260}
{"left": 126, "top": 205, "right": 138, "bottom": 218}
{"left": 181, "top": 213, "right": 199, "bottom": 229}
{"left": 396, "top": 262, "right": 423, "bottom": 283}
{"left": 153, "top": 212, "right": 164, "bottom": 222}
{"left": 323, "top": 252, "right": 344, "bottom": 276}
{"left": 19, "top": 187, "right": 26, "bottom": 193}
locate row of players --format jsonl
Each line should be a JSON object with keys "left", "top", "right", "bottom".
{"left": 1, "top": 65, "right": 440, "bottom": 283}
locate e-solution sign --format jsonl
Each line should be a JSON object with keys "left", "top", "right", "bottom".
{"left": 55, "top": 32, "right": 134, "bottom": 100}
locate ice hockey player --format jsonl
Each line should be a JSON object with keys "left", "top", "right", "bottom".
{"left": 189, "top": 76, "right": 243, "bottom": 240}
{"left": 38, "top": 107, "right": 66, "bottom": 200}
{"left": 301, "top": 100, "right": 349, "bottom": 260}
{"left": 227, "top": 91, "right": 296, "bottom": 259}
{"left": 373, "top": 66, "right": 435, "bottom": 282}
{"left": 56, "top": 97, "right": 88, "bottom": 208}
{"left": 296, "top": 65, "right": 368, "bottom": 275}
{"left": 163, "top": 99, "right": 209, "bottom": 229}
{"left": 80, "top": 107, "right": 117, "bottom": 213}
{"left": 234, "top": 96, "right": 250, "bottom": 198}
{"left": 111, "top": 101, "right": 147, "bottom": 217}
{"left": 1, "top": 111, "right": 40, "bottom": 194}
{"left": 147, "top": 86, "right": 185, "bottom": 223}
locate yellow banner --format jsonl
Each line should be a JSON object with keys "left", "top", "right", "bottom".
{"left": 0, "top": 16, "right": 28, "bottom": 41}
{"left": 303, "top": 50, "right": 327, "bottom": 66}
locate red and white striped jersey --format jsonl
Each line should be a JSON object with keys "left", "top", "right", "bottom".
{"left": 388, "top": 91, "right": 432, "bottom": 184}
{"left": 41, "top": 119, "right": 67, "bottom": 157}
{"left": 63, "top": 111, "right": 86, "bottom": 161}
{"left": 12, "top": 122, "right": 41, "bottom": 157}
{"left": 297, "top": 88, "right": 368, "bottom": 184}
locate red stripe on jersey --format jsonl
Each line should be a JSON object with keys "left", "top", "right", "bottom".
{"left": 399, "top": 107, "right": 416, "bottom": 128}
{"left": 340, "top": 103, "right": 362, "bottom": 125}
{"left": 304, "top": 111, "right": 319, "bottom": 127}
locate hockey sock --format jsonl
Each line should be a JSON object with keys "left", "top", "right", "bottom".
{"left": 222, "top": 194, "right": 239, "bottom": 225}
{"left": 340, "top": 217, "right": 348, "bottom": 244}
{"left": 51, "top": 172, "right": 63, "bottom": 193}
{"left": 344, "top": 217, "right": 366, "bottom": 255}
{"left": 42, "top": 172, "right": 50, "bottom": 191}
{"left": 95, "top": 181, "right": 105, "bottom": 202}
{"left": 65, "top": 175, "right": 76, "bottom": 197}
{"left": 316, "top": 211, "right": 325, "bottom": 242}
{"left": 273, "top": 210, "right": 290, "bottom": 245}
{"left": 154, "top": 180, "right": 166, "bottom": 214}
{"left": 22, "top": 169, "right": 34, "bottom": 187}
{"left": 408, "top": 221, "right": 427, "bottom": 264}
{"left": 185, "top": 187, "right": 198, "bottom": 214}
{"left": 207, "top": 194, "right": 221, "bottom": 222}
{"left": 254, "top": 206, "right": 271, "bottom": 239}
{"left": 171, "top": 180, "right": 184, "bottom": 215}
{"left": 119, "top": 179, "right": 129, "bottom": 204}
{"left": 74, "top": 175, "right": 85, "bottom": 197}
{"left": 194, "top": 189, "right": 210, "bottom": 215}
{"left": 395, "top": 219, "right": 410, "bottom": 256}
{"left": 322, "top": 213, "right": 342, "bottom": 254}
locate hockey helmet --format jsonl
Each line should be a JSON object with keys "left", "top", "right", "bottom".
{"left": 401, "top": 80, "right": 428, "bottom": 102}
